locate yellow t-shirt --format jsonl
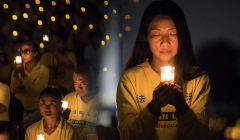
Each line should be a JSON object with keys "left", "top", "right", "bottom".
{"left": 117, "top": 59, "right": 210, "bottom": 140}
{"left": 0, "top": 82, "right": 10, "bottom": 121}
{"left": 40, "top": 51, "right": 77, "bottom": 92}
{"left": 63, "top": 92, "right": 103, "bottom": 140}
{"left": 25, "top": 116, "right": 80, "bottom": 140}
{"left": 10, "top": 62, "right": 49, "bottom": 111}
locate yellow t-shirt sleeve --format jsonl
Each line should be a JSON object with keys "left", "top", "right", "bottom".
{"left": 40, "top": 53, "right": 49, "bottom": 67}
{"left": 177, "top": 74, "right": 210, "bottom": 140}
{"left": 117, "top": 71, "right": 159, "bottom": 140}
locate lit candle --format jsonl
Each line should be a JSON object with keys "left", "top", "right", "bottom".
{"left": 160, "top": 65, "right": 175, "bottom": 83}
{"left": 62, "top": 101, "right": 68, "bottom": 109}
{"left": 37, "top": 134, "right": 45, "bottom": 140}
{"left": 43, "top": 35, "right": 49, "bottom": 41}
{"left": 15, "top": 56, "right": 22, "bottom": 64}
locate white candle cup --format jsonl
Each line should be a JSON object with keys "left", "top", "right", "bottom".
{"left": 37, "top": 134, "right": 45, "bottom": 140}
{"left": 160, "top": 66, "right": 175, "bottom": 83}
{"left": 62, "top": 101, "right": 68, "bottom": 109}
{"left": 43, "top": 35, "right": 49, "bottom": 41}
{"left": 15, "top": 56, "right": 22, "bottom": 64}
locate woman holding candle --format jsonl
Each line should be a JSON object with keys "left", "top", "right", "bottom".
{"left": 10, "top": 40, "right": 49, "bottom": 128}
{"left": 25, "top": 87, "right": 80, "bottom": 140}
{"left": 116, "top": 1, "right": 210, "bottom": 140}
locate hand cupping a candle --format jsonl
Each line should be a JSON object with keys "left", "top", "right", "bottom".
{"left": 60, "top": 101, "right": 71, "bottom": 120}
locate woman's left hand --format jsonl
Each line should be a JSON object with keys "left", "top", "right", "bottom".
{"left": 169, "top": 83, "right": 188, "bottom": 117}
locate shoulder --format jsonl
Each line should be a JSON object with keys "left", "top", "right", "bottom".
{"left": 62, "top": 118, "right": 76, "bottom": 130}
{"left": 0, "top": 82, "right": 10, "bottom": 92}
{"left": 26, "top": 120, "right": 41, "bottom": 133}
{"left": 63, "top": 51, "right": 76, "bottom": 57}
{"left": 63, "top": 91, "right": 77, "bottom": 101}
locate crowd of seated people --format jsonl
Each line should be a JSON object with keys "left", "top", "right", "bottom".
{"left": 0, "top": 29, "right": 120, "bottom": 140}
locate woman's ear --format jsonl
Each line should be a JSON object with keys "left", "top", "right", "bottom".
{"left": 34, "top": 51, "right": 38, "bottom": 57}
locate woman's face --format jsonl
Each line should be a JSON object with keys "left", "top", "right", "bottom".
{"left": 21, "top": 45, "right": 37, "bottom": 64}
{"left": 39, "top": 94, "right": 61, "bottom": 120}
{"left": 147, "top": 15, "right": 178, "bottom": 64}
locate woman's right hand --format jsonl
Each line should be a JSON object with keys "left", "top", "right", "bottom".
{"left": 152, "top": 82, "right": 173, "bottom": 107}
{"left": 13, "top": 62, "right": 20, "bottom": 77}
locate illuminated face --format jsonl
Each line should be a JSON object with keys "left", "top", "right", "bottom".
{"left": 50, "top": 34, "right": 65, "bottom": 53}
{"left": 39, "top": 94, "right": 61, "bottom": 119}
{"left": 147, "top": 15, "right": 178, "bottom": 64}
{"left": 21, "top": 45, "right": 37, "bottom": 64}
{"left": 73, "top": 73, "right": 92, "bottom": 98}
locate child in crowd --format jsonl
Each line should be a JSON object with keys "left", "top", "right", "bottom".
{"left": 25, "top": 87, "right": 80, "bottom": 140}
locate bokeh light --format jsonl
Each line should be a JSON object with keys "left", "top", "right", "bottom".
{"left": 3, "top": 4, "right": 8, "bottom": 9}
{"left": 51, "top": 16, "right": 55, "bottom": 22}
{"left": 66, "top": 0, "right": 70, "bottom": 4}
{"left": 52, "top": 1, "right": 56, "bottom": 6}
{"left": 125, "top": 14, "right": 131, "bottom": 19}
{"left": 104, "top": 14, "right": 108, "bottom": 19}
{"left": 23, "top": 13, "right": 28, "bottom": 19}
{"left": 38, "top": 20, "right": 42, "bottom": 26}
{"left": 106, "top": 35, "right": 110, "bottom": 40}
{"left": 73, "top": 25, "right": 77, "bottom": 30}
{"left": 125, "top": 26, "right": 131, "bottom": 31}
{"left": 104, "top": 1, "right": 108, "bottom": 5}
{"left": 103, "top": 67, "right": 108, "bottom": 71}
{"left": 118, "top": 33, "right": 122, "bottom": 38}
{"left": 12, "top": 15, "right": 17, "bottom": 20}
{"left": 13, "top": 31, "right": 18, "bottom": 36}
{"left": 40, "top": 43, "right": 44, "bottom": 48}
{"left": 89, "top": 24, "right": 93, "bottom": 29}
{"left": 81, "top": 7, "right": 85, "bottom": 12}
{"left": 39, "top": 6, "right": 44, "bottom": 12}
{"left": 101, "top": 40, "right": 105, "bottom": 46}
{"left": 35, "top": 0, "right": 40, "bottom": 4}
{"left": 25, "top": 4, "right": 30, "bottom": 8}
{"left": 113, "top": 9, "right": 117, "bottom": 14}
{"left": 133, "top": 0, "right": 139, "bottom": 2}
{"left": 65, "top": 14, "right": 70, "bottom": 19}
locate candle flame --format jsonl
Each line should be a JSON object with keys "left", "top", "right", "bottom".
{"left": 15, "top": 56, "right": 22, "bottom": 64}
{"left": 43, "top": 35, "right": 49, "bottom": 41}
{"left": 37, "top": 134, "right": 44, "bottom": 140}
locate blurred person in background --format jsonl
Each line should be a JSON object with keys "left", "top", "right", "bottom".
{"left": 41, "top": 29, "right": 77, "bottom": 95}
{"left": 10, "top": 40, "right": 49, "bottom": 129}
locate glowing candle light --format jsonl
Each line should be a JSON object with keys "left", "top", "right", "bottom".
{"left": 43, "top": 35, "right": 49, "bottom": 41}
{"left": 62, "top": 101, "right": 68, "bottom": 109}
{"left": 160, "top": 65, "right": 174, "bottom": 83}
{"left": 37, "top": 134, "right": 44, "bottom": 140}
{"left": 15, "top": 56, "right": 22, "bottom": 64}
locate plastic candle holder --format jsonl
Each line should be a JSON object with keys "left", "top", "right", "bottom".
{"left": 62, "top": 101, "right": 68, "bottom": 109}
{"left": 160, "top": 65, "right": 175, "bottom": 83}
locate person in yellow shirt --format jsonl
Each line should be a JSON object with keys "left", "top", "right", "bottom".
{"left": 0, "top": 83, "right": 10, "bottom": 121}
{"left": 25, "top": 87, "right": 80, "bottom": 140}
{"left": 10, "top": 40, "right": 49, "bottom": 128}
{"left": 61, "top": 65, "right": 105, "bottom": 140}
{"left": 117, "top": 1, "right": 210, "bottom": 140}
{"left": 40, "top": 29, "right": 77, "bottom": 94}
{"left": 0, "top": 47, "right": 10, "bottom": 121}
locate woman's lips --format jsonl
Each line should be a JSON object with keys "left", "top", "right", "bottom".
{"left": 160, "top": 50, "right": 171, "bottom": 54}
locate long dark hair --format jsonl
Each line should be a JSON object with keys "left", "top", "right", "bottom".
{"left": 0, "top": 121, "right": 18, "bottom": 140}
{"left": 125, "top": 0, "right": 205, "bottom": 86}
